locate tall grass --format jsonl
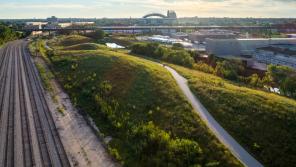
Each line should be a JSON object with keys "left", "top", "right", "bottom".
{"left": 42, "top": 35, "right": 242, "bottom": 167}
{"left": 172, "top": 64, "right": 296, "bottom": 167}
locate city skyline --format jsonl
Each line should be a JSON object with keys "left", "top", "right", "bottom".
{"left": 0, "top": 0, "right": 296, "bottom": 19}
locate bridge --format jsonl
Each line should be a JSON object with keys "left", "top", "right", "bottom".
{"left": 19, "top": 25, "right": 279, "bottom": 33}
{"left": 142, "top": 10, "right": 177, "bottom": 19}
{"left": 143, "top": 13, "right": 167, "bottom": 18}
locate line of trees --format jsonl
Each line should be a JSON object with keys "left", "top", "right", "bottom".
{"left": 0, "top": 24, "right": 21, "bottom": 46}
{"left": 131, "top": 42, "right": 195, "bottom": 68}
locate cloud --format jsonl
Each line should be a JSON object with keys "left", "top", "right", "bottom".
{"left": 0, "top": 2, "right": 90, "bottom": 9}
{"left": 0, "top": 0, "right": 295, "bottom": 18}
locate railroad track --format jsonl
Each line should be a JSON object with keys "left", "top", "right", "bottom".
{"left": 0, "top": 40, "right": 70, "bottom": 167}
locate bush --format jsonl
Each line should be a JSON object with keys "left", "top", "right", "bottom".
{"left": 131, "top": 43, "right": 194, "bottom": 68}
{"left": 85, "top": 29, "right": 105, "bottom": 40}
{"left": 215, "top": 60, "right": 244, "bottom": 81}
{"left": 172, "top": 43, "right": 184, "bottom": 50}
{"left": 193, "top": 61, "right": 214, "bottom": 74}
{"left": 130, "top": 122, "right": 203, "bottom": 167}
{"left": 265, "top": 65, "right": 296, "bottom": 98}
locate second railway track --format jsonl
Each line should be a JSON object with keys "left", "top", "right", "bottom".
{"left": 0, "top": 40, "right": 70, "bottom": 167}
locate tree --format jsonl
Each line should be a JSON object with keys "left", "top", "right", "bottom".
{"left": 265, "top": 65, "right": 294, "bottom": 86}
{"left": 131, "top": 43, "right": 194, "bottom": 67}
{"left": 172, "top": 43, "right": 184, "bottom": 50}
{"left": 247, "top": 74, "right": 263, "bottom": 87}
{"left": 0, "top": 24, "right": 19, "bottom": 45}
{"left": 85, "top": 29, "right": 105, "bottom": 40}
{"left": 215, "top": 60, "right": 244, "bottom": 81}
{"left": 281, "top": 77, "right": 296, "bottom": 98}
{"left": 265, "top": 64, "right": 296, "bottom": 98}
{"left": 131, "top": 122, "right": 203, "bottom": 167}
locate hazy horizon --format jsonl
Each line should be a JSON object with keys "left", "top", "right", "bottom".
{"left": 0, "top": 0, "right": 296, "bottom": 19}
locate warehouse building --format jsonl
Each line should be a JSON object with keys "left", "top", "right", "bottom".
{"left": 188, "top": 29, "right": 238, "bottom": 43}
{"left": 206, "top": 38, "right": 296, "bottom": 56}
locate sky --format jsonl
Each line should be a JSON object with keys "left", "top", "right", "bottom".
{"left": 0, "top": 0, "right": 296, "bottom": 19}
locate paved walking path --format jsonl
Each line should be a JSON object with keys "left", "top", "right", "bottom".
{"left": 164, "top": 65, "right": 263, "bottom": 167}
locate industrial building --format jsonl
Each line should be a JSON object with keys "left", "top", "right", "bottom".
{"left": 206, "top": 38, "right": 296, "bottom": 56}
{"left": 254, "top": 44, "right": 296, "bottom": 69}
{"left": 171, "top": 32, "right": 188, "bottom": 40}
{"left": 206, "top": 38, "right": 296, "bottom": 69}
{"left": 188, "top": 29, "right": 238, "bottom": 43}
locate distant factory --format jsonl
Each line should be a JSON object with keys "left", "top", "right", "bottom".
{"left": 206, "top": 38, "right": 296, "bottom": 56}
{"left": 188, "top": 29, "right": 238, "bottom": 43}
{"left": 206, "top": 38, "right": 296, "bottom": 69}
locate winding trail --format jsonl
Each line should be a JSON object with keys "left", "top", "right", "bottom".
{"left": 163, "top": 65, "right": 263, "bottom": 167}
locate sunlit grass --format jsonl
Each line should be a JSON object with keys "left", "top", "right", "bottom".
{"left": 171, "top": 64, "right": 296, "bottom": 167}
{"left": 43, "top": 35, "right": 242, "bottom": 167}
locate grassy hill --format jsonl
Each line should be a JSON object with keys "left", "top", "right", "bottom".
{"left": 43, "top": 35, "right": 242, "bottom": 167}
{"left": 171, "top": 65, "right": 296, "bottom": 167}
{"left": 63, "top": 43, "right": 106, "bottom": 50}
{"left": 55, "top": 35, "right": 93, "bottom": 46}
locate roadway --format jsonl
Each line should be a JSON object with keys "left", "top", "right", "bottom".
{"left": 21, "top": 25, "right": 277, "bottom": 32}
{"left": 0, "top": 40, "right": 70, "bottom": 167}
{"left": 163, "top": 65, "right": 264, "bottom": 167}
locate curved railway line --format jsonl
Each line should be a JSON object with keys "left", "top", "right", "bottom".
{"left": 0, "top": 40, "right": 70, "bottom": 167}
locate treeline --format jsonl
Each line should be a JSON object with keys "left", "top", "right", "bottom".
{"left": 131, "top": 42, "right": 195, "bottom": 68}
{"left": 0, "top": 24, "right": 21, "bottom": 46}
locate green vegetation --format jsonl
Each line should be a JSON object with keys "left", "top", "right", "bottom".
{"left": 35, "top": 62, "right": 54, "bottom": 92}
{"left": 131, "top": 42, "right": 195, "bottom": 68}
{"left": 109, "top": 35, "right": 137, "bottom": 47}
{"left": 121, "top": 36, "right": 296, "bottom": 166}
{"left": 63, "top": 43, "right": 105, "bottom": 50}
{"left": 41, "top": 35, "right": 241, "bottom": 167}
{"left": 84, "top": 29, "right": 105, "bottom": 41}
{"left": 265, "top": 65, "right": 296, "bottom": 98}
{"left": 57, "top": 106, "right": 65, "bottom": 116}
{"left": 214, "top": 60, "right": 245, "bottom": 81}
{"left": 171, "top": 64, "right": 296, "bottom": 167}
{"left": 0, "top": 24, "right": 21, "bottom": 46}
{"left": 56, "top": 35, "right": 93, "bottom": 46}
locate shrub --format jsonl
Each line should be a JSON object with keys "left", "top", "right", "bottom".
{"left": 130, "top": 122, "right": 203, "bottom": 167}
{"left": 265, "top": 64, "right": 296, "bottom": 98}
{"left": 85, "top": 29, "right": 105, "bottom": 40}
{"left": 193, "top": 61, "right": 214, "bottom": 74}
{"left": 131, "top": 43, "right": 194, "bottom": 68}
{"left": 215, "top": 60, "right": 244, "bottom": 81}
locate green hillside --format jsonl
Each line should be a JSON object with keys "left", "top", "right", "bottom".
{"left": 172, "top": 65, "right": 296, "bottom": 167}
{"left": 41, "top": 35, "right": 242, "bottom": 167}
{"left": 55, "top": 35, "right": 93, "bottom": 46}
{"left": 63, "top": 43, "right": 105, "bottom": 50}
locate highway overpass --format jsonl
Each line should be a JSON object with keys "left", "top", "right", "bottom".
{"left": 19, "top": 25, "right": 280, "bottom": 33}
